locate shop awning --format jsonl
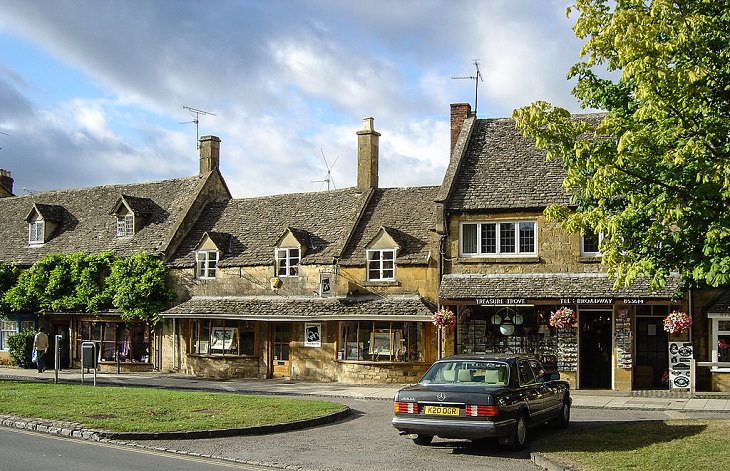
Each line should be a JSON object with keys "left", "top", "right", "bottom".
{"left": 439, "top": 272, "right": 680, "bottom": 301}
{"left": 161, "top": 294, "right": 435, "bottom": 321}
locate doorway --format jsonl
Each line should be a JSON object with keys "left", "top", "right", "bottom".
{"left": 579, "top": 310, "right": 613, "bottom": 389}
{"left": 271, "top": 323, "right": 291, "bottom": 378}
{"left": 50, "top": 323, "right": 70, "bottom": 370}
{"left": 634, "top": 312, "right": 669, "bottom": 389}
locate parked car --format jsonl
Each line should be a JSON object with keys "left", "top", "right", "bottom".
{"left": 392, "top": 354, "right": 571, "bottom": 449}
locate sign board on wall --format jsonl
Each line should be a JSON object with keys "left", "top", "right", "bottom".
{"left": 668, "top": 342, "right": 693, "bottom": 390}
{"left": 305, "top": 323, "right": 321, "bottom": 348}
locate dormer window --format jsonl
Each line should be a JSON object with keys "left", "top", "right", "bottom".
{"left": 275, "top": 248, "right": 300, "bottom": 277}
{"left": 367, "top": 249, "right": 395, "bottom": 281}
{"left": 28, "top": 217, "right": 44, "bottom": 245}
{"left": 196, "top": 250, "right": 219, "bottom": 279}
{"left": 117, "top": 214, "right": 134, "bottom": 237}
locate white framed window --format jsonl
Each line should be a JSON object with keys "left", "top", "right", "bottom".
{"left": 196, "top": 250, "right": 219, "bottom": 279}
{"left": 460, "top": 221, "right": 536, "bottom": 257}
{"left": 367, "top": 249, "right": 395, "bottom": 281}
{"left": 0, "top": 320, "right": 17, "bottom": 351}
{"left": 116, "top": 214, "right": 134, "bottom": 237}
{"left": 709, "top": 314, "right": 730, "bottom": 372}
{"left": 28, "top": 219, "right": 44, "bottom": 244}
{"left": 275, "top": 248, "right": 300, "bottom": 277}
{"left": 581, "top": 231, "right": 604, "bottom": 256}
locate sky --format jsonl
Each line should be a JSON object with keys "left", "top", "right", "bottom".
{"left": 0, "top": 0, "right": 586, "bottom": 198}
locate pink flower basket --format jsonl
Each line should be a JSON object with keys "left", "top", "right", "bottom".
{"left": 431, "top": 308, "right": 456, "bottom": 329}
{"left": 549, "top": 307, "right": 576, "bottom": 329}
{"left": 663, "top": 311, "right": 692, "bottom": 334}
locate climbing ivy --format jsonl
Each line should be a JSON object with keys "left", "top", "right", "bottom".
{"left": 1, "top": 252, "right": 172, "bottom": 325}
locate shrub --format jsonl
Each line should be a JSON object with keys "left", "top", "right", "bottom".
{"left": 7, "top": 329, "right": 35, "bottom": 368}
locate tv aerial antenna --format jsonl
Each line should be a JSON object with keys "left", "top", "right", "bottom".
{"left": 452, "top": 59, "right": 484, "bottom": 116}
{"left": 181, "top": 106, "right": 216, "bottom": 148}
{"left": 312, "top": 149, "right": 338, "bottom": 191}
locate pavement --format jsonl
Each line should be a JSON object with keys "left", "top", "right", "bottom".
{"left": 1, "top": 365, "right": 729, "bottom": 411}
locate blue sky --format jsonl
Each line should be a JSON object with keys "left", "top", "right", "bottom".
{"left": 0, "top": 0, "right": 584, "bottom": 197}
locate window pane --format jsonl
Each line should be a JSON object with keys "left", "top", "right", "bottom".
{"left": 500, "top": 223, "right": 515, "bottom": 253}
{"left": 719, "top": 334, "right": 730, "bottom": 362}
{"left": 481, "top": 223, "right": 496, "bottom": 253}
{"left": 519, "top": 222, "right": 535, "bottom": 253}
{"left": 583, "top": 233, "right": 599, "bottom": 254}
{"left": 462, "top": 223, "right": 477, "bottom": 254}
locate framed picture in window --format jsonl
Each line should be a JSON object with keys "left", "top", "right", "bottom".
{"left": 210, "top": 328, "right": 238, "bottom": 351}
{"left": 304, "top": 323, "right": 321, "bottom": 347}
{"left": 369, "top": 332, "right": 392, "bottom": 355}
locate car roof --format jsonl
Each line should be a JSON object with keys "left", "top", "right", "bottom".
{"left": 435, "top": 354, "right": 538, "bottom": 363}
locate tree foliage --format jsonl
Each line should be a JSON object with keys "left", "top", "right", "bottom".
{"left": 513, "top": 0, "right": 730, "bottom": 293}
{"left": 1, "top": 252, "right": 172, "bottom": 325}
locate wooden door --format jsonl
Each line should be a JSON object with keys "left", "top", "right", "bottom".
{"left": 271, "top": 323, "right": 291, "bottom": 378}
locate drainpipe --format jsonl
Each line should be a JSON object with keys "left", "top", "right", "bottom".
{"left": 172, "top": 318, "right": 176, "bottom": 372}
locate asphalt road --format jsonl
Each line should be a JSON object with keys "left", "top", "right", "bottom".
{"left": 122, "top": 396, "right": 721, "bottom": 471}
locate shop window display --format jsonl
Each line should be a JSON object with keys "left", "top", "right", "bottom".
{"left": 77, "top": 321, "right": 150, "bottom": 363}
{"left": 339, "top": 321, "right": 423, "bottom": 362}
{"left": 189, "top": 319, "right": 255, "bottom": 356}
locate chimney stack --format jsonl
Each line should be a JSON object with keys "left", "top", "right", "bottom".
{"left": 0, "top": 169, "right": 14, "bottom": 197}
{"left": 199, "top": 135, "right": 220, "bottom": 174}
{"left": 450, "top": 103, "right": 472, "bottom": 154}
{"left": 356, "top": 117, "right": 380, "bottom": 192}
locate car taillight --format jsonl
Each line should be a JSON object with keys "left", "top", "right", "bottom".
{"left": 465, "top": 405, "right": 499, "bottom": 417}
{"left": 393, "top": 402, "right": 420, "bottom": 414}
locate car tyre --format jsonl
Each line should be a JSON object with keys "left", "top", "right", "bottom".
{"left": 502, "top": 414, "right": 528, "bottom": 451}
{"left": 413, "top": 434, "right": 433, "bottom": 446}
{"left": 553, "top": 397, "right": 571, "bottom": 429}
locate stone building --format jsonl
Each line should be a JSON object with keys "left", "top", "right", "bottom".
{"left": 0, "top": 140, "right": 230, "bottom": 369}
{"left": 161, "top": 118, "right": 440, "bottom": 383}
{"left": 437, "top": 104, "right": 690, "bottom": 391}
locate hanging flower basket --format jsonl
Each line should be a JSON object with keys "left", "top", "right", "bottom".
{"left": 549, "top": 307, "right": 576, "bottom": 329}
{"left": 431, "top": 308, "right": 456, "bottom": 329}
{"left": 663, "top": 311, "right": 692, "bottom": 334}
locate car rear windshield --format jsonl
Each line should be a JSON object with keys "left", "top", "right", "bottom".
{"left": 420, "top": 361, "right": 510, "bottom": 386}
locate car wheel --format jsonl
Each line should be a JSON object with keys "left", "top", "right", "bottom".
{"left": 554, "top": 398, "right": 571, "bottom": 429}
{"left": 506, "top": 414, "right": 527, "bottom": 451}
{"left": 413, "top": 434, "right": 433, "bottom": 446}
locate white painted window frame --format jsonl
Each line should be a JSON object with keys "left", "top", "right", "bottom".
{"left": 581, "top": 231, "right": 604, "bottom": 256}
{"left": 196, "top": 250, "right": 219, "bottom": 279}
{"left": 366, "top": 248, "right": 396, "bottom": 281}
{"left": 459, "top": 220, "right": 537, "bottom": 257}
{"left": 275, "top": 247, "right": 300, "bottom": 278}
{"left": 28, "top": 219, "right": 44, "bottom": 245}
{"left": 709, "top": 313, "right": 730, "bottom": 372}
{"left": 116, "top": 214, "right": 134, "bottom": 237}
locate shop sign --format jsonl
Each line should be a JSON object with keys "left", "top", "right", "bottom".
{"left": 560, "top": 297, "right": 613, "bottom": 305}
{"left": 668, "top": 342, "right": 693, "bottom": 390}
{"left": 304, "top": 323, "right": 322, "bottom": 348}
{"left": 475, "top": 298, "right": 527, "bottom": 305}
{"left": 622, "top": 298, "right": 645, "bottom": 304}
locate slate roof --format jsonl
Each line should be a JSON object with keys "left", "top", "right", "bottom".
{"left": 162, "top": 294, "right": 435, "bottom": 320}
{"left": 445, "top": 118, "right": 570, "bottom": 212}
{"left": 440, "top": 273, "right": 680, "bottom": 300}
{"left": 0, "top": 175, "right": 210, "bottom": 266}
{"left": 167, "top": 188, "right": 367, "bottom": 268}
{"left": 707, "top": 290, "right": 730, "bottom": 314}
{"left": 340, "top": 186, "right": 438, "bottom": 265}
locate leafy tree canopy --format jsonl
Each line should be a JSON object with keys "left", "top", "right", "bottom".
{"left": 1, "top": 252, "right": 172, "bottom": 325}
{"left": 513, "top": 0, "right": 730, "bottom": 293}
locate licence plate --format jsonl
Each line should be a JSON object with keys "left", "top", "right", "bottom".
{"left": 423, "top": 406, "right": 460, "bottom": 416}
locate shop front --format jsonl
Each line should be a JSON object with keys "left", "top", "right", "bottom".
{"left": 161, "top": 294, "right": 437, "bottom": 384}
{"left": 440, "top": 273, "right": 680, "bottom": 391}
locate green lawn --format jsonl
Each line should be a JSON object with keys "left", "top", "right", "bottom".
{"left": 0, "top": 380, "right": 347, "bottom": 433}
{"left": 533, "top": 419, "right": 730, "bottom": 471}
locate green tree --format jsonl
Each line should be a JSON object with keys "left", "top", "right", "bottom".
{"left": 0, "top": 263, "right": 20, "bottom": 316}
{"left": 105, "top": 252, "right": 173, "bottom": 325}
{"left": 513, "top": 0, "right": 730, "bottom": 293}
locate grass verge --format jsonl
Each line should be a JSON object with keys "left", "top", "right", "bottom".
{"left": 533, "top": 419, "right": 730, "bottom": 471}
{"left": 0, "top": 380, "right": 347, "bottom": 433}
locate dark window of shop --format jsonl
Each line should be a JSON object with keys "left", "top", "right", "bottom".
{"left": 456, "top": 306, "right": 557, "bottom": 364}
{"left": 634, "top": 305, "right": 671, "bottom": 389}
{"left": 339, "top": 321, "right": 423, "bottom": 362}
{"left": 76, "top": 321, "right": 150, "bottom": 363}
{"left": 189, "top": 320, "right": 255, "bottom": 356}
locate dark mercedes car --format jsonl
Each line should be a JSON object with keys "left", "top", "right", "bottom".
{"left": 392, "top": 354, "right": 571, "bottom": 449}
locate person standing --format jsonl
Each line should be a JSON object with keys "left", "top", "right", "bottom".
{"left": 33, "top": 327, "right": 49, "bottom": 373}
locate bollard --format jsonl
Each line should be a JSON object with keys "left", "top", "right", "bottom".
{"left": 54, "top": 334, "right": 62, "bottom": 384}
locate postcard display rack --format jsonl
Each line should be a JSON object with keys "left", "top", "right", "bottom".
{"left": 615, "top": 308, "right": 633, "bottom": 369}
{"left": 556, "top": 326, "right": 578, "bottom": 371}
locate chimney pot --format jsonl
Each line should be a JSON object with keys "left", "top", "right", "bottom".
{"left": 450, "top": 103, "right": 472, "bottom": 154}
{"left": 0, "top": 168, "right": 14, "bottom": 197}
{"left": 199, "top": 135, "right": 221, "bottom": 174}
{"left": 356, "top": 117, "right": 380, "bottom": 192}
